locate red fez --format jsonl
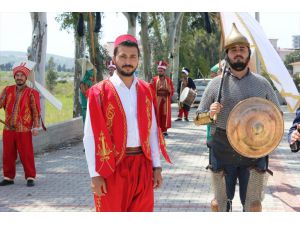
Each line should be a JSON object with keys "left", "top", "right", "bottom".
{"left": 12, "top": 61, "right": 33, "bottom": 78}
{"left": 114, "top": 34, "right": 138, "bottom": 48}
{"left": 157, "top": 60, "right": 168, "bottom": 70}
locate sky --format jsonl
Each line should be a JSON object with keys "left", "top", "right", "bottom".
{"left": 1, "top": 12, "right": 300, "bottom": 58}
{"left": 0, "top": 12, "right": 129, "bottom": 58}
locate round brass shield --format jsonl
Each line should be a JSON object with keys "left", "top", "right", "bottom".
{"left": 226, "top": 97, "right": 284, "bottom": 158}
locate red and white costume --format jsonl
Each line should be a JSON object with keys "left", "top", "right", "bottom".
{"left": 83, "top": 72, "right": 171, "bottom": 211}
{"left": 151, "top": 64, "right": 174, "bottom": 133}
{"left": 0, "top": 61, "right": 41, "bottom": 181}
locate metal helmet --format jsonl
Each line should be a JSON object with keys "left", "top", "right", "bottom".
{"left": 224, "top": 23, "right": 250, "bottom": 50}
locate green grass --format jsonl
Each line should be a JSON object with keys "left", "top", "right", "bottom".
{"left": 0, "top": 71, "right": 74, "bottom": 136}
{"left": 45, "top": 82, "right": 74, "bottom": 125}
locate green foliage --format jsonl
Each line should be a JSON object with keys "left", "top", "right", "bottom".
{"left": 293, "top": 76, "right": 300, "bottom": 92}
{"left": 46, "top": 57, "right": 58, "bottom": 92}
{"left": 260, "top": 69, "right": 278, "bottom": 90}
{"left": 45, "top": 83, "right": 73, "bottom": 125}
{"left": 284, "top": 50, "right": 300, "bottom": 73}
{"left": 55, "top": 12, "right": 79, "bottom": 32}
{"left": 148, "top": 13, "right": 168, "bottom": 70}
{"left": 179, "top": 12, "right": 222, "bottom": 79}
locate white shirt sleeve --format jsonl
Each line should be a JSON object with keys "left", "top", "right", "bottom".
{"left": 83, "top": 101, "right": 101, "bottom": 177}
{"left": 149, "top": 104, "right": 161, "bottom": 167}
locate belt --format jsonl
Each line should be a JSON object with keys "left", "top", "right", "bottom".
{"left": 126, "top": 146, "right": 143, "bottom": 155}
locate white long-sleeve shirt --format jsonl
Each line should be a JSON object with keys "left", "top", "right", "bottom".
{"left": 83, "top": 72, "right": 161, "bottom": 177}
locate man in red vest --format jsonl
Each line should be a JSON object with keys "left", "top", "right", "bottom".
{"left": 151, "top": 61, "right": 174, "bottom": 137}
{"left": 83, "top": 34, "right": 171, "bottom": 212}
{"left": 0, "top": 60, "right": 41, "bottom": 187}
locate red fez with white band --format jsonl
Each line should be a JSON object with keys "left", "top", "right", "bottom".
{"left": 157, "top": 60, "right": 168, "bottom": 70}
{"left": 114, "top": 34, "right": 138, "bottom": 48}
{"left": 107, "top": 60, "right": 116, "bottom": 69}
{"left": 12, "top": 60, "right": 36, "bottom": 78}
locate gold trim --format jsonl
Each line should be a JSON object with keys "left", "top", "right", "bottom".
{"left": 106, "top": 80, "right": 127, "bottom": 164}
{"left": 105, "top": 103, "right": 115, "bottom": 135}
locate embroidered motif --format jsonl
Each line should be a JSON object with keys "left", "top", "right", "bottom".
{"left": 144, "top": 96, "right": 152, "bottom": 154}
{"left": 95, "top": 195, "right": 101, "bottom": 212}
{"left": 23, "top": 105, "right": 31, "bottom": 123}
{"left": 159, "top": 131, "right": 166, "bottom": 147}
{"left": 106, "top": 103, "right": 115, "bottom": 135}
{"left": 97, "top": 131, "right": 112, "bottom": 162}
{"left": 6, "top": 93, "right": 12, "bottom": 110}
{"left": 107, "top": 81, "right": 127, "bottom": 164}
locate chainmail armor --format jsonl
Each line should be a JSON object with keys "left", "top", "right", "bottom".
{"left": 196, "top": 70, "right": 281, "bottom": 134}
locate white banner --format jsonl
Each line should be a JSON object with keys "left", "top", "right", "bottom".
{"left": 34, "top": 81, "right": 62, "bottom": 111}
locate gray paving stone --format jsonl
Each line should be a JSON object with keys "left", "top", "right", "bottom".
{"left": 0, "top": 104, "right": 299, "bottom": 212}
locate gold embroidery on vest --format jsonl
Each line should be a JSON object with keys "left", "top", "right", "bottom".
{"left": 5, "top": 93, "right": 12, "bottom": 125}
{"left": 97, "top": 131, "right": 112, "bottom": 162}
{"left": 144, "top": 97, "right": 152, "bottom": 154}
{"left": 23, "top": 105, "right": 31, "bottom": 123}
{"left": 107, "top": 81, "right": 126, "bottom": 164}
{"left": 6, "top": 93, "right": 12, "bottom": 109}
{"left": 106, "top": 103, "right": 115, "bottom": 135}
{"left": 159, "top": 131, "right": 166, "bottom": 147}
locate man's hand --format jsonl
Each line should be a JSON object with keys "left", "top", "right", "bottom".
{"left": 153, "top": 167, "right": 163, "bottom": 189}
{"left": 91, "top": 176, "right": 107, "bottom": 196}
{"left": 291, "top": 129, "right": 300, "bottom": 144}
{"left": 209, "top": 102, "right": 223, "bottom": 118}
{"left": 32, "top": 128, "right": 39, "bottom": 136}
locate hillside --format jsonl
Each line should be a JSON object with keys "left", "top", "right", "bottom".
{"left": 0, "top": 51, "right": 74, "bottom": 69}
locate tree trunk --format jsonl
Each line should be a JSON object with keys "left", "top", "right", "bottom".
{"left": 163, "top": 12, "right": 184, "bottom": 95}
{"left": 73, "top": 34, "right": 85, "bottom": 118}
{"left": 28, "top": 12, "right": 47, "bottom": 120}
{"left": 140, "top": 12, "right": 152, "bottom": 82}
{"left": 86, "top": 13, "right": 103, "bottom": 82}
{"left": 150, "top": 13, "right": 165, "bottom": 61}
{"left": 172, "top": 14, "right": 184, "bottom": 95}
{"left": 123, "top": 13, "right": 138, "bottom": 36}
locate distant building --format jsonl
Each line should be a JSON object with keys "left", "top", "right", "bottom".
{"left": 277, "top": 48, "right": 296, "bottom": 62}
{"left": 289, "top": 61, "right": 300, "bottom": 77}
{"left": 268, "top": 38, "right": 298, "bottom": 62}
{"left": 103, "top": 42, "right": 115, "bottom": 57}
{"left": 269, "top": 38, "right": 278, "bottom": 49}
{"left": 292, "top": 35, "right": 300, "bottom": 49}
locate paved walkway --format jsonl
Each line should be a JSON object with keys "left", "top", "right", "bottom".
{"left": 0, "top": 104, "right": 300, "bottom": 212}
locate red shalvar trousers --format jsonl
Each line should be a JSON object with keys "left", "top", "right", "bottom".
{"left": 94, "top": 154, "right": 154, "bottom": 212}
{"left": 158, "top": 98, "right": 168, "bottom": 133}
{"left": 2, "top": 130, "right": 36, "bottom": 180}
{"left": 178, "top": 108, "right": 189, "bottom": 119}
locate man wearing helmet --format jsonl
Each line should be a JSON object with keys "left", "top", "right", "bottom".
{"left": 196, "top": 23, "right": 281, "bottom": 212}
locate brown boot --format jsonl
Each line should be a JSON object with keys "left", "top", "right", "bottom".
{"left": 211, "top": 199, "right": 219, "bottom": 212}
{"left": 250, "top": 201, "right": 262, "bottom": 212}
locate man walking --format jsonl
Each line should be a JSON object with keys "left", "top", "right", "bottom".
{"left": 83, "top": 34, "right": 171, "bottom": 212}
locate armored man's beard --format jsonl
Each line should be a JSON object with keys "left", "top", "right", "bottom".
{"left": 228, "top": 56, "right": 250, "bottom": 71}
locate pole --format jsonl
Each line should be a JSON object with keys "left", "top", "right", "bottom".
{"left": 255, "top": 12, "right": 261, "bottom": 74}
